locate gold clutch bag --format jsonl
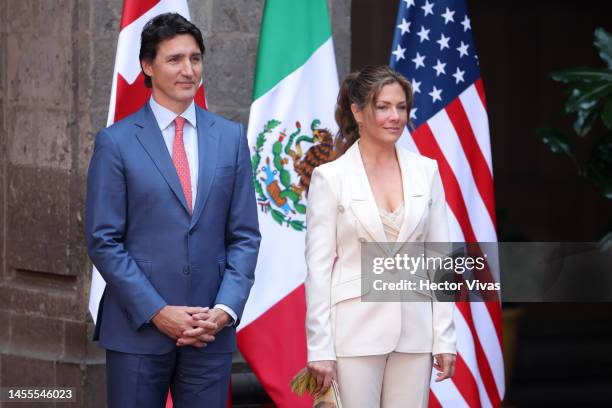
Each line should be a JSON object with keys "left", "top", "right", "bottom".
{"left": 291, "top": 368, "right": 343, "bottom": 408}
{"left": 314, "top": 379, "right": 343, "bottom": 408}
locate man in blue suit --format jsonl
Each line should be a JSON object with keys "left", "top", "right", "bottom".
{"left": 85, "top": 13, "right": 260, "bottom": 408}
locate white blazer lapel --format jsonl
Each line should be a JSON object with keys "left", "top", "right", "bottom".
{"left": 393, "top": 146, "right": 427, "bottom": 254}
{"left": 346, "top": 143, "right": 390, "bottom": 250}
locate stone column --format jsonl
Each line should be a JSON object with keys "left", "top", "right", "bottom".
{"left": 0, "top": 0, "right": 104, "bottom": 406}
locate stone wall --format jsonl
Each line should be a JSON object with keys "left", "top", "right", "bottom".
{"left": 0, "top": 1, "right": 350, "bottom": 406}
{"left": 0, "top": 0, "right": 103, "bottom": 406}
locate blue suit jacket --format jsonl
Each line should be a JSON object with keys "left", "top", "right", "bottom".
{"left": 85, "top": 103, "right": 260, "bottom": 355}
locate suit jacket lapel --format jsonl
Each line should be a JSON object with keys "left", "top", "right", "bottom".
{"left": 135, "top": 104, "right": 191, "bottom": 215}
{"left": 190, "top": 108, "right": 218, "bottom": 228}
{"left": 393, "top": 146, "right": 427, "bottom": 254}
{"left": 346, "top": 144, "right": 390, "bottom": 252}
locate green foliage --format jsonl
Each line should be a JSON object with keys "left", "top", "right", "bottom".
{"left": 551, "top": 68, "right": 612, "bottom": 83}
{"left": 537, "top": 127, "right": 573, "bottom": 156}
{"left": 595, "top": 27, "right": 612, "bottom": 69}
{"left": 538, "top": 27, "right": 612, "bottom": 243}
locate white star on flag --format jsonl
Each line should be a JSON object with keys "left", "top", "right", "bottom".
{"left": 429, "top": 86, "right": 442, "bottom": 102}
{"left": 433, "top": 59, "right": 446, "bottom": 76}
{"left": 452, "top": 67, "right": 465, "bottom": 83}
{"left": 411, "top": 78, "right": 421, "bottom": 93}
{"left": 436, "top": 33, "right": 450, "bottom": 50}
{"left": 441, "top": 7, "right": 455, "bottom": 24}
{"left": 404, "top": 0, "right": 415, "bottom": 7}
{"left": 392, "top": 44, "right": 407, "bottom": 61}
{"left": 461, "top": 15, "right": 471, "bottom": 31}
{"left": 421, "top": 0, "right": 434, "bottom": 16}
{"left": 412, "top": 52, "right": 426, "bottom": 69}
{"left": 410, "top": 107, "right": 418, "bottom": 120}
{"left": 457, "top": 41, "right": 470, "bottom": 57}
{"left": 416, "top": 26, "right": 430, "bottom": 42}
{"left": 397, "top": 18, "right": 411, "bottom": 35}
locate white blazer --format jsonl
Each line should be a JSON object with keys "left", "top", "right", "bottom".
{"left": 305, "top": 142, "right": 456, "bottom": 362}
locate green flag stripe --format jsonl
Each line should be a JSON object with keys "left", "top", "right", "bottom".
{"left": 252, "top": 0, "right": 332, "bottom": 101}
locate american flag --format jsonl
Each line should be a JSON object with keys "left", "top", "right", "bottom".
{"left": 390, "top": 0, "right": 505, "bottom": 407}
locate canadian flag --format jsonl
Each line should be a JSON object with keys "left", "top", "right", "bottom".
{"left": 87, "top": 1, "right": 208, "bottom": 407}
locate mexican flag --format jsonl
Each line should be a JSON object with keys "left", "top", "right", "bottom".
{"left": 238, "top": 0, "right": 339, "bottom": 406}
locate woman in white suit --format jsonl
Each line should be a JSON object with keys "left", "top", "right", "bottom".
{"left": 305, "top": 66, "right": 456, "bottom": 407}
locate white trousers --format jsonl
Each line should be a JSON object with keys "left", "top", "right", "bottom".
{"left": 336, "top": 352, "right": 432, "bottom": 408}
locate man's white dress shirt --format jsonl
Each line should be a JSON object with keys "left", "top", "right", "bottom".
{"left": 149, "top": 97, "right": 237, "bottom": 324}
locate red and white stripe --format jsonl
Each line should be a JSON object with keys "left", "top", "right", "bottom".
{"left": 399, "top": 78, "right": 505, "bottom": 407}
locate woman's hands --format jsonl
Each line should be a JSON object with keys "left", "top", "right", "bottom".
{"left": 307, "top": 360, "right": 337, "bottom": 398}
{"left": 433, "top": 353, "right": 456, "bottom": 382}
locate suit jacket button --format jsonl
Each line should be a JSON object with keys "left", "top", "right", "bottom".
{"left": 416, "top": 234, "right": 423, "bottom": 241}
{"left": 338, "top": 205, "right": 345, "bottom": 213}
{"left": 358, "top": 237, "right": 367, "bottom": 243}
{"left": 183, "top": 266, "right": 190, "bottom": 275}
{"left": 428, "top": 199, "right": 433, "bottom": 207}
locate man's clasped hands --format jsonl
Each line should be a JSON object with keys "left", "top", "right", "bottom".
{"left": 151, "top": 306, "right": 231, "bottom": 348}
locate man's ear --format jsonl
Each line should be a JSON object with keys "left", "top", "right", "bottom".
{"left": 141, "top": 59, "right": 153, "bottom": 77}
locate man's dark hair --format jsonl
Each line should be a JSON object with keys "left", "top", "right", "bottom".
{"left": 139, "top": 13, "right": 205, "bottom": 88}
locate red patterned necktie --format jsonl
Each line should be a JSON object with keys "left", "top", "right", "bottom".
{"left": 172, "top": 116, "right": 192, "bottom": 214}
